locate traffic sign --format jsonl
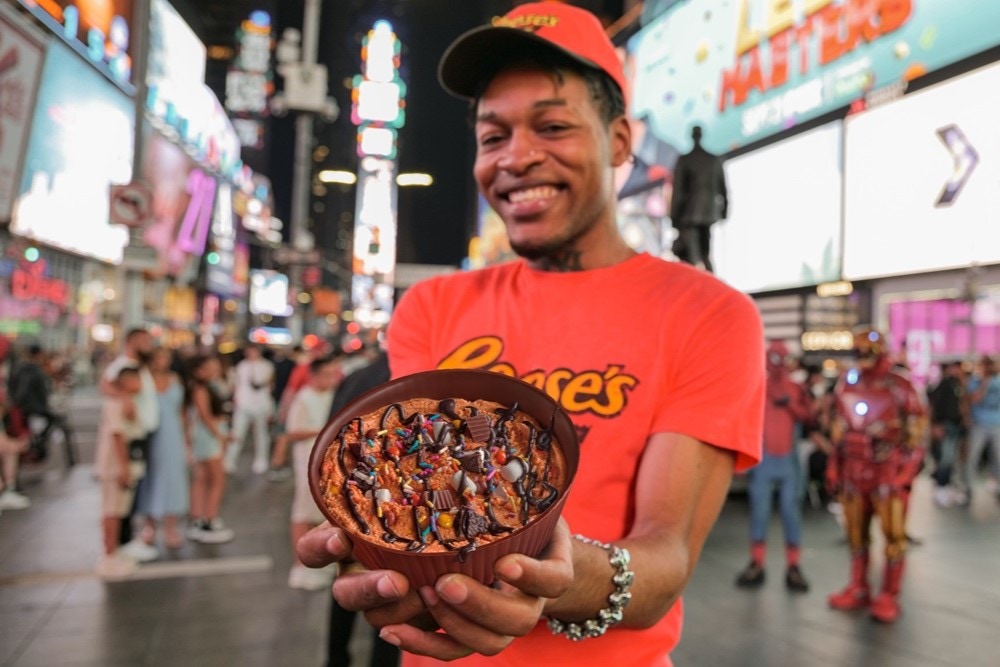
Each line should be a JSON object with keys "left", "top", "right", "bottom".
{"left": 109, "top": 182, "right": 154, "bottom": 228}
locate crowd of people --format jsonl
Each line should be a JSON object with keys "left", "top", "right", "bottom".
{"left": 0, "top": 328, "right": 380, "bottom": 583}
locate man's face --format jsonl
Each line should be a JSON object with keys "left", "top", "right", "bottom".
{"left": 130, "top": 332, "right": 153, "bottom": 358}
{"left": 473, "top": 67, "right": 629, "bottom": 261}
{"left": 311, "top": 362, "right": 339, "bottom": 391}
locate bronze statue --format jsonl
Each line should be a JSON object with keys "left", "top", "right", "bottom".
{"left": 670, "top": 126, "right": 728, "bottom": 272}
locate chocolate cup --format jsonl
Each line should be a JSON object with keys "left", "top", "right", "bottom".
{"left": 308, "top": 369, "right": 580, "bottom": 589}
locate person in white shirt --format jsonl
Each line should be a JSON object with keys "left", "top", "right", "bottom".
{"left": 286, "top": 355, "right": 339, "bottom": 590}
{"left": 225, "top": 344, "right": 275, "bottom": 475}
{"left": 98, "top": 328, "right": 160, "bottom": 563}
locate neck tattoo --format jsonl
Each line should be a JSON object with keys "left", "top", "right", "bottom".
{"left": 537, "top": 250, "right": 584, "bottom": 272}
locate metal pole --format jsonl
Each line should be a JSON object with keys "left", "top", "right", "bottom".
{"left": 122, "top": 0, "right": 151, "bottom": 334}
{"left": 288, "top": 0, "right": 322, "bottom": 343}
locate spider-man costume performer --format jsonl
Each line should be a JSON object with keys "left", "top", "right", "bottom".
{"left": 826, "top": 328, "right": 927, "bottom": 623}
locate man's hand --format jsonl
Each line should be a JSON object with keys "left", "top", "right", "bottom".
{"left": 296, "top": 518, "right": 574, "bottom": 660}
{"left": 379, "top": 519, "right": 574, "bottom": 659}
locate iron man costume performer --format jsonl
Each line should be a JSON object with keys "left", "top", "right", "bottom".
{"left": 826, "top": 328, "right": 927, "bottom": 623}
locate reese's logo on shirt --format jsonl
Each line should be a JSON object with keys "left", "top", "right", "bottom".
{"left": 436, "top": 335, "right": 638, "bottom": 420}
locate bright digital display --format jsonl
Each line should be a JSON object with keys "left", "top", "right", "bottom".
{"left": 140, "top": 129, "right": 218, "bottom": 277}
{"left": 11, "top": 41, "right": 134, "bottom": 264}
{"left": 843, "top": 62, "right": 1000, "bottom": 280}
{"left": 0, "top": 7, "right": 45, "bottom": 221}
{"left": 249, "top": 269, "right": 292, "bottom": 317}
{"left": 712, "top": 122, "right": 843, "bottom": 293}
{"left": 629, "top": 0, "right": 1000, "bottom": 155}
{"left": 17, "top": 0, "right": 133, "bottom": 89}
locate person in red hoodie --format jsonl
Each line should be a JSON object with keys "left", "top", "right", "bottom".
{"left": 736, "top": 340, "right": 814, "bottom": 591}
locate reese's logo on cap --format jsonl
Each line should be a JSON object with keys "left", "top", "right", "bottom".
{"left": 491, "top": 14, "right": 559, "bottom": 31}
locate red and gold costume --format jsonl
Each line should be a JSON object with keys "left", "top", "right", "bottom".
{"left": 826, "top": 328, "right": 927, "bottom": 623}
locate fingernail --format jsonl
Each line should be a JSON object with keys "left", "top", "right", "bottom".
{"left": 437, "top": 576, "right": 468, "bottom": 604}
{"left": 419, "top": 585, "right": 440, "bottom": 606}
{"left": 329, "top": 532, "right": 344, "bottom": 555}
{"left": 376, "top": 574, "right": 401, "bottom": 599}
{"left": 379, "top": 628, "right": 401, "bottom": 647}
{"left": 497, "top": 559, "right": 523, "bottom": 581}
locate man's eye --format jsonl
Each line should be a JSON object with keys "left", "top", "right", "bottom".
{"left": 478, "top": 134, "right": 503, "bottom": 146}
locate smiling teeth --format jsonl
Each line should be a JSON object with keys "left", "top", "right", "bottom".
{"left": 508, "top": 186, "right": 558, "bottom": 204}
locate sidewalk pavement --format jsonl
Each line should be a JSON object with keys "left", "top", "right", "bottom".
{"left": 2, "top": 388, "right": 999, "bottom": 666}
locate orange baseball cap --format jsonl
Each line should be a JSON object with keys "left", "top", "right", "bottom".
{"left": 438, "top": 1, "right": 626, "bottom": 101}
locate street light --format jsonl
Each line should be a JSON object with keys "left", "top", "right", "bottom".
{"left": 318, "top": 170, "right": 357, "bottom": 185}
{"left": 397, "top": 173, "right": 433, "bottom": 187}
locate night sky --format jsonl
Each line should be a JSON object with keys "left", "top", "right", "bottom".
{"left": 182, "top": 0, "right": 624, "bottom": 275}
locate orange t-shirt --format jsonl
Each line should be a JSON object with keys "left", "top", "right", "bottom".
{"left": 387, "top": 254, "right": 765, "bottom": 667}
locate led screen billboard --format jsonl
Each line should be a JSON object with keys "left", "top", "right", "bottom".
{"left": 712, "top": 122, "right": 843, "bottom": 293}
{"left": 17, "top": 0, "right": 133, "bottom": 89}
{"left": 843, "top": 62, "right": 1000, "bottom": 279}
{"left": 629, "top": 0, "right": 1000, "bottom": 155}
{"left": 11, "top": 41, "right": 134, "bottom": 264}
{"left": 0, "top": 6, "right": 44, "bottom": 221}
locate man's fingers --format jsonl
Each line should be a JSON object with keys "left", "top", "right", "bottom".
{"left": 378, "top": 623, "right": 475, "bottom": 661}
{"left": 495, "top": 519, "right": 574, "bottom": 599}
{"left": 420, "top": 583, "right": 525, "bottom": 652}
{"left": 295, "top": 522, "right": 352, "bottom": 568}
{"left": 332, "top": 569, "right": 410, "bottom": 611}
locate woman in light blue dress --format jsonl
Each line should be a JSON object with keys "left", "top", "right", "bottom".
{"left": 137, "top": 348, "right": 189, "bottom": 549}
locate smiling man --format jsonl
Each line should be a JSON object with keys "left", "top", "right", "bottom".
{"left": 298, "top": 3, "right": 765, "bottom": 666}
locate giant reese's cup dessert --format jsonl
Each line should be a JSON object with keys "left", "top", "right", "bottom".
{"left": 309, "top": 370, "right": 579, "bottom": 587}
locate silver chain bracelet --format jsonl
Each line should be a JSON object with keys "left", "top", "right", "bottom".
{"left": 546, "top": 534, "right": 634, "bottom": 641}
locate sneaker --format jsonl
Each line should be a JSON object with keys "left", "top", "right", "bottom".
{"left": 735, "top": 561, "right": 765, "bottom": 588}
{"left": 120, "top": 538, "right": 159, "bottom": 563}
{"left": 267, "top": 466, "right": 293, "bottom": 482}
{"left": 785, "top": 565, "right": 810, "bottom": 592}
{"left": 0, "top": 489, "right": 31, "bottom": 510}
{"left": 95, "top": 552, "right": 138, "bottom": 580}
{"left": 186, "top": 519, "right": 207, "bottom": 541}
{"left": 196, "top": 517, "right": 234, "bottom": 544}
{"left": 933, "top": 487, "right": 955, "bottom": 508}
{"left": 252, "top": 458, "right": 269, "bottom": 475}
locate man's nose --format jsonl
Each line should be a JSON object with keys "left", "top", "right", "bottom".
{"left": 497, "top": 137, "right": 544, "bottom": 173}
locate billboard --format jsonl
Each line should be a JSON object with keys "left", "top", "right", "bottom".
{"left": 11, "top": 41, "right": 134, "bottom": 264}
{"left": 249, "top": 269, "right": 291, "bottom": 317}
{"left": 140, "top": 129, "right": 218, "bottom": 277}
{"left": 16, "top": 0, "right": 133, "bottom": 89}
{"left": 0, "top": 6, "right": 45, "bottom": 222}
{"left": 713, "top": 122, "right": 843, "bottom": 293}
{"left": 843, "top": 62, "right": 1000, "bottom": 279}
{"left": 629, "top": 0, "right": 1000, "bottom": 156}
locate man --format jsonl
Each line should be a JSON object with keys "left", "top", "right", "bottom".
{"left": 298, "top": 4, "right": 764, "bottom": 665}
{"left": 735, "top": 340, "right": 813, "bottom": 592}
{"left": 225, "top": 344, "right": 275, "bottom": 474}
{"left": 321, "top": 346, "right": 399, "bottom": 667}
{"left": 8, "top": 344, "right": 52, "bottom": 461}
{"left": 960, "top": 355, "right": 1000, "bottom": 504}
{"left": 99, "top": 328, "right": 160, "bottom": 562}
{"left": 285, "top": 356, "right": 340, "bottom": 590}
{"left": 669, "top": 125, "right": 728, "bottom": 272}
{"left": 826, "top": 327, "right": 926, "bottom": 623}
{"left": 927, "top": 360, "right": 966, "bottom": 506}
